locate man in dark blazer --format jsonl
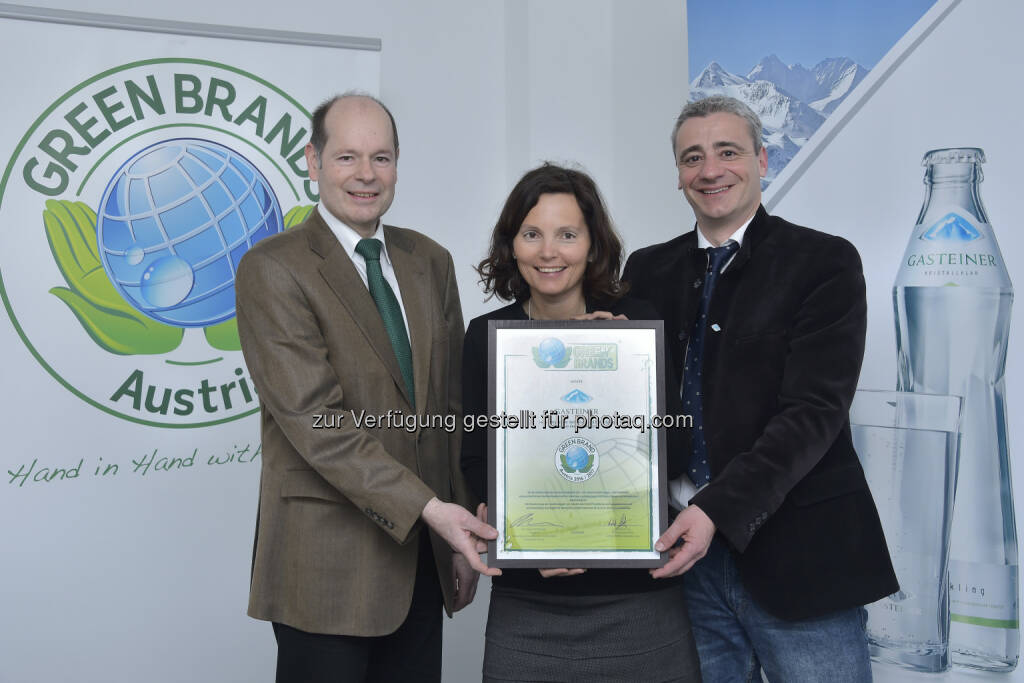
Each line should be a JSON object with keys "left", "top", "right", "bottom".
{"left": 623, "top": 95, "right": 897, "bottom": 681}
{"left": 235, "top": 94, "right": 498, "bottom": 683}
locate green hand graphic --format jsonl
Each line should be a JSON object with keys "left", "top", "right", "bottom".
{"left": 283, "top": 204, "right": 316, "bottom": 227}
{"left": 45, "top": 199, "right": 184, "bottom": 355}
{"left": 202, "top": 204, "right": 315, "bottom": 351}
{"left": 204, "top": 317, "right": 242, "bottom": 351}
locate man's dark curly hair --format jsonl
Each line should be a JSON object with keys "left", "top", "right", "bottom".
{"left": 476, "top": 163, "right": 626, "bottom": 306}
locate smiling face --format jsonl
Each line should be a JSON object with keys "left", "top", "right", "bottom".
{"left": 513, "top": 193, "right": 591, "bottom": 307}
{"left": 675, "top": 111, "right": 766, "bottom": 241}
{"left": 305, "top": 96, "right": 397, "bottom": 237}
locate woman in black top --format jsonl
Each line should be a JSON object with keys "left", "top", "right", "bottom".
{"left": 462, "top": 163, "right": 701, "bottom": 682}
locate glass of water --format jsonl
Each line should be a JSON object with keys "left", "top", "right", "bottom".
{"left": 852, "top": 389, "right": 961, "bottom": 673}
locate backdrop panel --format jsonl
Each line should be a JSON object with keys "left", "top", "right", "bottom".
{"left": 0, "top": 8, "right": 378, "bottom": 682}
{"left": 689, "top": 0, "right": 1022, "bottom": 678}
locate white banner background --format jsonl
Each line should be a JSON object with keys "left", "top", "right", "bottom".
{"left": 0, "top": 13, "right": 377, "bottom": 683}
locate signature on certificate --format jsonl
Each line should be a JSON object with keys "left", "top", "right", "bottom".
{"left": 607, "top": 513, "right": 629, "bottom": 528}
{"left": 510, "top": 512, "right": 564, "bottom": 528}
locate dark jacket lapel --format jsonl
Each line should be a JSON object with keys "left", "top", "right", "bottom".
{"left": 670, "top": 230, "right": 707, "bottom": 353}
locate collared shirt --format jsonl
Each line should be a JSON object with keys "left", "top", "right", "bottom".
{"left": 669, "top": 214, "right": 756, "bottom": 510}
{"left": 696, "top": 213, "right": 754, "bottom": 272}
{"left": 317, "top": 204, "right": 411, "bottom": 334}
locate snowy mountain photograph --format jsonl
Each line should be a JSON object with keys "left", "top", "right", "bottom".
{"left": 687, "top": 0, "right": 937, "bottom": 189}
{"left": 689, "top": 55, "right": 867, "bottom": 186}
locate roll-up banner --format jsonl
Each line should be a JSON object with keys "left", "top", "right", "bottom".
{"left": 0, "top": 6, "right": 378, "bottom": 681}
{"left": 688, "top": 0, "right": 1023, "bottom": 678}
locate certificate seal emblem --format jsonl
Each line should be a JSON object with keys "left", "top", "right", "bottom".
{"left": 555, "top": 437, "right": 599, "bottom": 482}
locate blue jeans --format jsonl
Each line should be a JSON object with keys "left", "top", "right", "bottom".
{"left": 684, "top": 537, "right": 872, "bottom": 683}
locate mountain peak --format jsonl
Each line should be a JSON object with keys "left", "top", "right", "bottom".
{"left": 748, "top": 55, "right": 822, "bottom": 102}
{"left": 809, "top": 58, "right": 869, "bottom": 113}
{"left": 691, "top": 62, "right": 748, "bottom": 89}
{"left": 815, "top": 56, "right": 854, "bottom": 68}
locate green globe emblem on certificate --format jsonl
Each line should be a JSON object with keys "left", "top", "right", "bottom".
{"left": 487, "top": 320, "right": 669, "bottom": 568}
{"left": 555, "top": 437, "right": 599, "bottom": 483}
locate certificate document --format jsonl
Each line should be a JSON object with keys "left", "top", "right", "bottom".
{"left": 487, "top": 320, "right": 668, "bottom": 568}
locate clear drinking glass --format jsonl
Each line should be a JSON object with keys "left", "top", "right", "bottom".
{"left": 852, "top": 389, "right": 962, "bottom": 673}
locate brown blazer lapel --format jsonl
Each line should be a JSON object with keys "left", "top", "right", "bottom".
{"left": 305, "top": 213, "right": 411, "bottom": 408}
{"left": 386, "top": 225, "right": 433, "bottom": 416}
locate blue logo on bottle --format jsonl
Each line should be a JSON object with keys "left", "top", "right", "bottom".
{"left": 920, "top": 212, "right": 981, "bottom": 242}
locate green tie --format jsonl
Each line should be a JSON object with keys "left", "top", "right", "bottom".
{"left": 355, "top": 238, "right": 415, "bottom": 409}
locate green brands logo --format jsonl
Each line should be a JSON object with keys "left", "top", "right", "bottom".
{"left": 571, "top": 343, "right": 617, "bottom": 370}
{"left": 0, "top": 59, "right": 316, "bottom": 427}
{"left": 532, "top": 337, "right": 617, "bottom": 371}
{"left": 555, "top": 436, "right": 599, "bottom": 483}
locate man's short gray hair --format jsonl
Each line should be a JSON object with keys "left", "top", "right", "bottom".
{"left": 671, "top": 95, "right": 763, "bottom": 156}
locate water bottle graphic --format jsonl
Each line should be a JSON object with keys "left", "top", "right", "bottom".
{"left": 894, "top": 147, "right": 1017, "bottom": 671}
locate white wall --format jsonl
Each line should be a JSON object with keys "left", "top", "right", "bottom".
{"left": 3, "top": 2, "right": 688, "bottom": 681}
{"left": 455, "top": 0, "right": 691, "bottom": 321}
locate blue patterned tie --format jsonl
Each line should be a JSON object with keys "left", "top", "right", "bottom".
{"left": 355, "top": 238, "right": 415, "bottom": 409}
{"left": 682, "top": 241, "right": 739, "bottom": 485}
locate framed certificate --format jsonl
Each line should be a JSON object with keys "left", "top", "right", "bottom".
{"left": 486, "top": 320, "right": 668, "bottom": 568}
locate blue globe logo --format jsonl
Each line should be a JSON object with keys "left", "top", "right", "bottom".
{"left": 565, "top": 446, "right": 590, "bottom": 470}
{"left": 97, "top": 138, "right": 283, "bottom": 327}
{"left": 537, "top": 337, "right": 567, "bottom": 365}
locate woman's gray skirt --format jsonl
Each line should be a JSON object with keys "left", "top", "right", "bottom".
{"left": 482, "top": 584, "right": 702, "bottom": 682}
